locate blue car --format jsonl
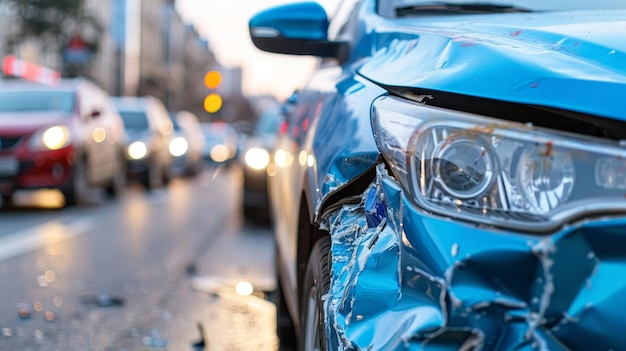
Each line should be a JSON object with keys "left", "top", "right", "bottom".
{"left": 250, "top": 1, "right": 626, "bottom": 350}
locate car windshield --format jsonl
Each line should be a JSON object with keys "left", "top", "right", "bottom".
{"left": 255, "top": 110, "right": 281, "bottom": 135}
{"left": 0, "top": 91, "right": 74, "bottom": 113}
{"left": 204, "top": 134, "right": 224, "bottom": 145}
{"left": 393, "top": 0, "right": 626, "bottom": 12}
{"left": 118, "top": 110, "right": 150, "bottom": 131}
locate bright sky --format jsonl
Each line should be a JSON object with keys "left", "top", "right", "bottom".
{"left": 175, "top": 0, "right": 339, "bottom": 101}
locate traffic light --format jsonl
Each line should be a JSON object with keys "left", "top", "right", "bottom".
{"left": 203, "top": 70, "right": 223, "bottom": 114}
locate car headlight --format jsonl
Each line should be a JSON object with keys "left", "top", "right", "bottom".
{"left": 169, "top": 136, "right": 188, "bottom": 157}
{"left": 372, "top": 95, "right": 626, "bottom": 232}
{"left": 30, "top": 125, "right": 71, "bottom": 151}
{"left": 127, "top": 141, "right": 149, "bottom": 160}
{"left": 210, "top": 144, "right": 231, "bottom": 162}
{"left": 245, "top": 147, "right": 270, "bottom": 170}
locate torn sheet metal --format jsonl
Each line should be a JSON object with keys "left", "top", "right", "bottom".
{"left": 323, "top": 163, "right": 626, "bottom": 350}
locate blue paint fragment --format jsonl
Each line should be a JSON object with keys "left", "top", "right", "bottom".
{"left": 365, "top": 184, "right": 386, "bottom": 228}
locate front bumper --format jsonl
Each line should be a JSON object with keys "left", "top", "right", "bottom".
{"left": 324, "top": 164, "right": 626, "bottom": 350}
{"left": 125, "top": 157, "right": 151, "bottom": 180}
{"left": 243, "top": 166, "right": 269, "bottom": 209}
{"left": 0, "top": 146, "right": 74, "bottom": 195}
{"left": 171, "top": 155, "right": 190, "bottom": 174}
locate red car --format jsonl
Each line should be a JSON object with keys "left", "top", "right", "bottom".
{"left": 0, "top": 78, "right": 127, "bottom": 207}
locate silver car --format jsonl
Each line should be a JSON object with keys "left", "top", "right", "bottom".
{"left": 112, "top": 96, "right": 174, "bottom": 191}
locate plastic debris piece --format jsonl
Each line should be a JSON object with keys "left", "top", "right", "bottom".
{"left": 80, "top": 293, "right": 125, "bottom": 307}
{"left": 44, "top": 311, "right": 54, "bottom": 322}
{"left": 18, "top": 308, "right": 30, "bottom": 319}
{"left": 192, "top": 322, "right": 207, "bottom": 350}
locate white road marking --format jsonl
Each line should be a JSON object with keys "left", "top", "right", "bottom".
{"left": 0, "top": 218, "right": 95, "bottom": 262}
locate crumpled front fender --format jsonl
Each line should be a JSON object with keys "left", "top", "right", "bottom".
{"left": 323, "top": 163, "right": 626, "bottom": 350}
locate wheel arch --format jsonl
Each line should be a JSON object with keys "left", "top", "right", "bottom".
{"left": 296, "top": 159, "right": 379, "bottom": 305}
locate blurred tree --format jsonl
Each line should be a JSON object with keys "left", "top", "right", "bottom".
{"left": 2, "top": 0, "right": 102, "bottom": 75}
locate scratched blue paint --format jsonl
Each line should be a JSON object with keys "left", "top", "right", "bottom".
{"left": 250, "top": 1, "right": 626, "bottom": 350}
{"left": 309, "top": 75, "right": 385, "bottom": 215}
{"left": 323, "top": 164, "right": 626, "bottom": 350}
{"left": 320, "top": 5, "right": 626, "bottom": 349}
{"left": 359, "top": 10, "right": 626, "bottom": 120}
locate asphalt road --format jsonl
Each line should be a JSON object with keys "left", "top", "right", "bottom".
{"left": 0, "top": 164, "right": 279, "bottom": 351}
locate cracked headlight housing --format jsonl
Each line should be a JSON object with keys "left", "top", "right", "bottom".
{"left": 372, "top": 95, "right": 626, "bottom": 232}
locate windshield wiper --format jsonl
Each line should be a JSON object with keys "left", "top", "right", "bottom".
{"left": 396, "top": 2, "right": 532, "bottom": 16}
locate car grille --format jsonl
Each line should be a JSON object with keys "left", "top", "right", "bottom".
{"left": 0, "top": 136, "right": 22, "bottom": 151}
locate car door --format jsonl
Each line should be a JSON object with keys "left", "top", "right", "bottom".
{"left": 90, "top": 85, "right": 122, "bottom": 179}
{"left": 146, "top": 98, "right": 173, "bottom": 175}
{"left": 77, "top": 83, "right": 115, "bottom": 184}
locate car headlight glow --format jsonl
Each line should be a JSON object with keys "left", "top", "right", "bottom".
{"left": 30, "top": 125, "right": 71, "bottom": 151}
{"left": 127, "top": 141, "right": 148, "bottom": 160}
{"left": 245, "top": 147, "right": 270, "bottom": 170}
{"left": 210, "top": 144, "right": 230, "bottom": 162}
{"left": 43, "top": 126, "right": 70, "bottom": 150}
{"left": 169, "top": 136, "right": 188, "bottom": 157}
{"left": 373, "top": 95, "right": 626, "bottom": 232}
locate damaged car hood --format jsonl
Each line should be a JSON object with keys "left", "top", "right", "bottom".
{"left": 359, "top": 9, "right": 626, "bottom": 120}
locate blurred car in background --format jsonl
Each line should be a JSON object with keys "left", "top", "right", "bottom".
{"left": 112, "top": 96, "right": 173, "bottom": 191}
{"left": 169, "top": 110, "right": 205, "bottom": 177}
{"left": 0, "top": 77, "right": 127, "bottom": 207}
{"left": 250, "top": 0, "right": 626, "bottom": 350}
{"left": 240, "top": 95, "right": 281, "bottom": 222}
{"left": 200, "top": 121, "right": 239, "bottom": 167}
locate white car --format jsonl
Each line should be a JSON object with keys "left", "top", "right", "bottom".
{"left": 169, "top": 110, "right": 206, "bottom": 177}
{"left": 112, "top": 96, "right": 174, "bottom": 191}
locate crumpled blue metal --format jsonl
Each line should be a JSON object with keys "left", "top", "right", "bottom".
{"left": 323, "top": 163, "right": 626, "bottom": 350}
{"left": 359, "top": 10, "right": 626, "bottom": 120}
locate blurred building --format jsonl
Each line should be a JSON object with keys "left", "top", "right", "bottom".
{"left": 107, "top": 0, "right": 221, "bottom": 116}
{"left": 0, "top": 0, "right": 236, "bottom": 118}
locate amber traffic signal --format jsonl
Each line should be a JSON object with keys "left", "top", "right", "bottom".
{"left": 203, "top": 70, "right": 223, "bottom": 113}
{"left": 203, "top": 93, "right": 223, "bottom": 114}
{"left": 204, "top": 70, "right": 222, "bottom": 89}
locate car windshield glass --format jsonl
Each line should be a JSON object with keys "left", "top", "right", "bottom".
{"left": 0, "top": 91, "right": 74, "bottom": 113}
{"left": 394, "top": 0, "right": 626, "bottom": 12}
{"left": 118, "top": 110, "right": 150, "bottom": 130}
{"left": 204, "top": 134, "right": 224, "bottom": 144}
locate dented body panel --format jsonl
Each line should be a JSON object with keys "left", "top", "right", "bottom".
{"left": 360, "top": 10, "right": 626, "bottom": 120}
{"left": 249, "top": 1, "right": 626, "bottom": 350}
{"left": 324, "top": 164, "right": 626, "bottom": 350}
{"left": 312, "top": 8, "right": 626, "bottom": 220}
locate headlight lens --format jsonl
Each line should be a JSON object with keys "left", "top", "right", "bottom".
{"left": 373, "top": 95, "right": 626, "bottom": 232}
{"left": 516, "top": 145, "right": 575, "bottom": 214}
{"left": 210, "top": 144, "right": 231, "bottom": 162}
{"left": 169, "top": 136, "right": 188, "bottom": 157}
{"left": 127, "top": 141, "right": 148, "bottom": 160}
{"left": 245, "top": 147, "right": 270, "bottom": 170}
{"left": 30, "top": 125, "right": 71, "bottom": 151}
{"left": 431, "top": 136, "right": 495, "bottom": 200}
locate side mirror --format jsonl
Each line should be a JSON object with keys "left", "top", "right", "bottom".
{"left": 249, "top": 2, "right": 348, "bottom": 62}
